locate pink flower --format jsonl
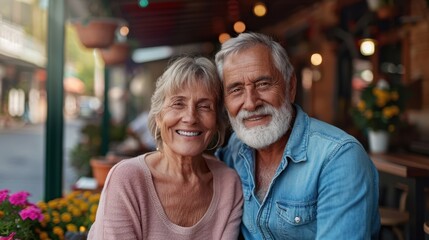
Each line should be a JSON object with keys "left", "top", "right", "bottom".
{"left": 19, "top": 205, "right": 44, "bottom": 221}
{"left": 9, "top": 191, "right": 30, "bottom": 206}
{"left": 0, "top": 189, "right": 8, "bottom": 203}
{"left": 0, "top": 232, "right": 16, "bottom": 240}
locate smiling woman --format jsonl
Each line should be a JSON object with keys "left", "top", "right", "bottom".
{"left": 87, "top": 56, "right": 243, "bottom": 240}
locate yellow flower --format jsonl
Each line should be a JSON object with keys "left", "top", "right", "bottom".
{"left": 90, "top": 204, "right": 98, "bottom": 213}
{"left": 52, "top": 210, "right": 60, "bottom": 217}
{"left": 89, "top": 194, "right": 101, "bottom": 203}
{"left": 83, "top": 191, "right": 92, "bottom": 199}
{"left": 72, "top": 207, "right": 82, "bottom": 217}
{"left": 373, "top": 88, "right": 390, "bottom": 107}
{"left": 61, "top": 212, "right": 72, "bottom": 222}
{"left": 39, "top": 231, "right": 49, "bottom": 240}
{"left": 66, "top": 223, "right": 78, "bottom": 232}
{"left": 0, "top": 210, "right": 4, "bottom": 218}
{"left": 382, "top": 106, "right": 400, "bottom": 119}
{"left": 53, "top": 216, "right": 61, "bottom": 224}
{"left": 53, "top": 226, "right": 64, "bottom": 237}
{"left": 37, "top": 201, "right": 47, "bottom": 211}
{"left": 47, "top": 200, "right": 58, "bottom": 209}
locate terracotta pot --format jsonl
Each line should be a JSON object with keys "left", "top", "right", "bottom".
{"left": 90, "top": 157, "right": 116, "bottom": 187}
{"left": 72, "top": 18, "right": 122, "bottom": 49}
{"left": 100, "top": 43, "right": 130, "bottom": 66}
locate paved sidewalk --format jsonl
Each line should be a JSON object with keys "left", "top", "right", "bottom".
{"left": 0, "top": 118, "right": 83, "bottom": 202}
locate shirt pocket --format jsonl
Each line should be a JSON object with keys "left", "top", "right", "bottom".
{"left": 275, "top": 200, "right": 317, "bottom": 239}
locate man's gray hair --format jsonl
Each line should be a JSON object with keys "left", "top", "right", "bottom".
{"left": 215, "top": 32, "right": 294, "bottom": 86}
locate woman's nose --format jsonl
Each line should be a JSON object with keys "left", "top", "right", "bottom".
{"left": 182, "top": 106, "right": 198, "bottom": 123}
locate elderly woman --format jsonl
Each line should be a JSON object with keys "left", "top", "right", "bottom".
{"left": 88, "top": 56, "right": 243, "bottom": 240}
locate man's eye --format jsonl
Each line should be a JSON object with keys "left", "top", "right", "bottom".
{"left": 256, "top": 81, "right": 270, "bottom": 88}
{"left": 228, "top": 87, "right": 242, "bottom": 95}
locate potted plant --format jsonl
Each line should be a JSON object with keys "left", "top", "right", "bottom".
{"left": 70, "top": 121, "right": 126, "bottom": 182}
{"left": 351, "top": 79, "right": 407, "bottom": 153}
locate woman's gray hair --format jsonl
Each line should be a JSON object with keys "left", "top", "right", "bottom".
{"left": 215, "top": 32, "right": 294, "bottom": 86}
{"left": 148, "top": 56, "right": 227, "bottom": 150}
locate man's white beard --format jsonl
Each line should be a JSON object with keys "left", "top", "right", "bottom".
{"left": 228, "top": 102, "right": 293, "bottom": 149}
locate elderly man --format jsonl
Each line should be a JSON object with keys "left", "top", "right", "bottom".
{"left": 215, "top": 32, "right": 380, "bottom": 239}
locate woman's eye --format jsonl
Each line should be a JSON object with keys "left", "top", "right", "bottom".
{"left": 171, "top": 101, "right": 185, "bottom": 108}
{"left": 198, "top": 104, "right": 212, "bottom": 111}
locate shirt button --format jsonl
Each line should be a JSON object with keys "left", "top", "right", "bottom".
{"left": 294, "top": 216, "right": 301, "bottom": 223}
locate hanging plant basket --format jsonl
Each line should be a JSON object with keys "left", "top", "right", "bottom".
{"left": 100, "top": 42, "right": 130, "bottom": 66}
{"left": 71, "top": 18, "right": 124, "bottom": 49}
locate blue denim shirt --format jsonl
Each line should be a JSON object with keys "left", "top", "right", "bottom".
{"left": 216, "top": 105, "right": 380, "bottom": 240}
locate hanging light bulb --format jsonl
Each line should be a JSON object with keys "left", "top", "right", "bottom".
{"left": 360, "top": 38, "right": 376, "bottom": 56}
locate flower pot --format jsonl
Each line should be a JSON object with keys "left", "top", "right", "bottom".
{"left": 100, "top": 43, "right": 130, "bottom": 66}
{"left": 71, "top": 18, "right": 123, "bottom": 49}
{"left": 90, "top": 157, "right": 115, "bottom": 187}
{"left": 368, "top": 130, "right": 389, "bottom": 153}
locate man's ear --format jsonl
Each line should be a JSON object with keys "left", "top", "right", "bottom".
{"left": 288, "top": 73, "right": 297, "bottom": 102}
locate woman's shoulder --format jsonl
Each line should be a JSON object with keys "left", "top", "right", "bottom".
{"left": 107, "top": 154, "right": 150, "bottom": 181}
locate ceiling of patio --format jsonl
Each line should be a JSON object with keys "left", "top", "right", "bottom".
{"left": 66, "top": 0, "right": 321, "bottom": 48}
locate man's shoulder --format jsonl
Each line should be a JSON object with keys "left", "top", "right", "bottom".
{"left": 215, "top": 133, "right": 246, "bottom": 168}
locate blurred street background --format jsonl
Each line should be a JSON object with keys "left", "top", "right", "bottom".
{"left": 0, "top": 118, "right": 82, "bottom": 202}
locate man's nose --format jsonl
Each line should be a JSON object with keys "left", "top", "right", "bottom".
{"left": 242, "top": 88, "right": 259, "bottom": 111}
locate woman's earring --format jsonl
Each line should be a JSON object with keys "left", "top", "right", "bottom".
{"left": 154, "top": 126, "right": 160, "bottom": 151}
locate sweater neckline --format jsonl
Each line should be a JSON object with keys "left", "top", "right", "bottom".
{"left": 139, "top": 153, "right": 219, "bottom": 234}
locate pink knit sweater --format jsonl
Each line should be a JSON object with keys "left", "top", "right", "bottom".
{"left": 88, "top": 153, "right": 243, "bottom": 240}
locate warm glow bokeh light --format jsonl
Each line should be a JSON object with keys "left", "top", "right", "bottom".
{"left": 233, "top": 21, "right": 246, "bottom": 33}
{"left": 360, "top": 38, "right": 376, "bottom": 56}
{"left": 310, "top": 53, "right": 322, "bottom": 66}
{"left": 253, "top": 2, "right": 267, "bottom": 17}
{"left": 119, "top": 26, "right": 129, "bottom": 36}
{"left": 219, "top": 33, "right": 231, "bottom": 44}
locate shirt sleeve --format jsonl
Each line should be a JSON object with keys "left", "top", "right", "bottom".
{"left": 315, "top": 141, "right": 380, "bottom": 240}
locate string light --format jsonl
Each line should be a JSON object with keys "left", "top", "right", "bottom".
{"left": 219, "top": 33, "right": 231, "bottom": 43}
{"left": 253, "top": 2, "right": 267, "bottom": 17}
{"left": 233, "top": 21, "right": 246, "bottom": 33}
